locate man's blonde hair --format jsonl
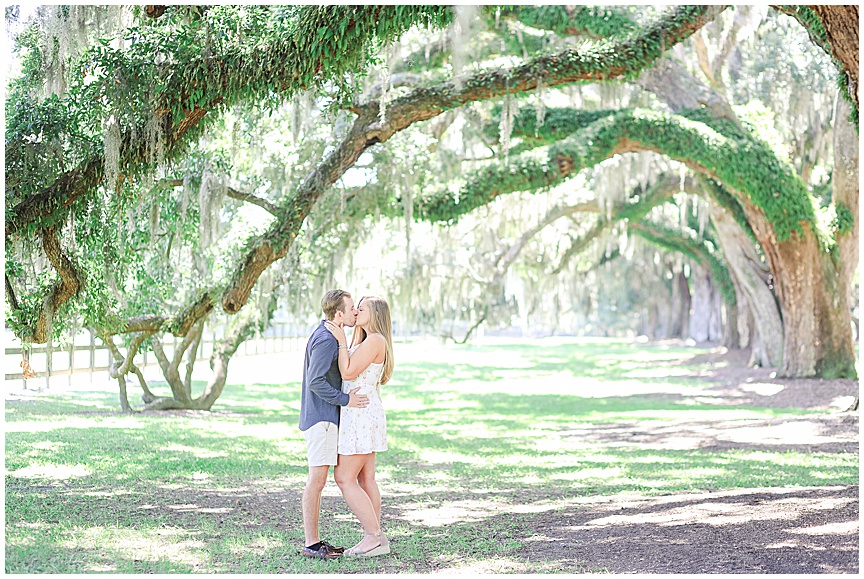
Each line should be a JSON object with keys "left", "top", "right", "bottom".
{"left": 321, "top": 289, "right": 351, "bottom": 320}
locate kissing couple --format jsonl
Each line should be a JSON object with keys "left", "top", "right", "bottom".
{"left": 299, "top": 289, "right": 395, "bottom": 559}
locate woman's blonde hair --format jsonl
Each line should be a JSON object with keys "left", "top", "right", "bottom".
{"left": 350, "top": 295, "right": 394, "bottom": 385}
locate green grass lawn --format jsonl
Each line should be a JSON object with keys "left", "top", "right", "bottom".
{"left": 5, "top": 338, "right": 857, "bottom": 573}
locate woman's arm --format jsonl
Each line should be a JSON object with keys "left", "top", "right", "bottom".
{"left": 325, "top": 323, "right": 385, "bottom": 380}
{"left": 338, "top": 333, "right": 385, "bottom": 380}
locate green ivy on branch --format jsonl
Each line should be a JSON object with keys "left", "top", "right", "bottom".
{"left": 496, "top": 5, "right": 637, "bottom": 40}
{"left": 6, "top": 5, "right": 453, "bottom": 240}
{"left": 381, "top": 5, "right": 725, "bottom": 119}
{"left": 417, "top": 107, "right": 817, "bottom": 247}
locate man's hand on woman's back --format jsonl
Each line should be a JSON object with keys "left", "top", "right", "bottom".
{"left": 346, "top": 386, "right": 369, "bottom": 408}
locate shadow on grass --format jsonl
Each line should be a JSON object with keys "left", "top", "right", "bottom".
{"left": 505, "top": 484, "right": 859, "bottom": 574}
{"left": 5, "top": 475, "right": 858, "bottom": 573}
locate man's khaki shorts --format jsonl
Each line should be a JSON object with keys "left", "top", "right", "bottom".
{"left": 304, "top": 421, "right": 338, "bottom": 467}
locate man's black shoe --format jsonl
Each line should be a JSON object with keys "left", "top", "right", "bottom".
{"left": 301, "top": 543, "right": 341, "bottom": 559}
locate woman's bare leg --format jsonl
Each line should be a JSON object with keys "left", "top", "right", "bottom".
{"left": 334, "top": 453, "right": 381, "bottom": 551}
{"left": 357, "top": 453, "right": 381, "bottom": 526}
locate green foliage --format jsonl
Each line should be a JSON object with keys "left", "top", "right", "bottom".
{"left": 500, "top": 5, "right": 637, "bottom": 39}
{"left": 416, "top": 157, "right": 559, "bottom": 223}
{"left": 5, "top": 5, "right": 455, "bottom": 340}
{"left": 419, "top": 106, "right": 818, "bottom": 246}
{"left": 7, "top": 5, "right": 453, "bottom": 208}
{"left": 491, "top": 105, "right": 616, "bottom": 146}
{"left": 835, "top": 68, "right": 859, "bottom": 129}
{"left": 548, "top": 108, "right": 817, "bottom": 243}
{"left": 833, "top": 202, "right": 855, "bottom": 236}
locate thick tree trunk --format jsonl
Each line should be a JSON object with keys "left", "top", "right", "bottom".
{"left": 656, "top": 298, "right": 672, "bottom": 339}
{"left": 831, "top": 92, "right": 859, "bottom": 398}
{"left": 748, "top": 95, "right": 858, "bottom": 378}
{"left": 669, "top": 268, "right": 691, "bottom": 339}
{"left": 723, "top": 301, "right": 740, "bottom": 349}
{"left": 761, "top": 233, "right": 855, "bottom": 377}
{"left": 734, "top": 292, "right": 751, "bottom": 350}
{"left": 832, "top": 96, "right": 859, "bottom": 316}
{"left": 678, "top": 271, "right": 692, "bottom": 340}
{"left": 709, "top": 202, "right": 783, "bottom": 367}
{"left": 645, "top": 302, "right": 659, "bottom": 338}
{"left": 747, "top": 308, "right": 771, "bottom": 368}
{"left": 690, "top": 267, "right": 724, "bottom": 343}
{"left": 689, "top": 265, "right": 713, "bottom": 342}
{"left": 708, "top": 280, "right": 724, "bottom": 341}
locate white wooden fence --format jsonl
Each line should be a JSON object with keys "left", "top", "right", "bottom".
{"left": 4, "top": 323, "right": 309, "bottom": 390}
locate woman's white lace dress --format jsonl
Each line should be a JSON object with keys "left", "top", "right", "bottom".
{"left": 338, "top": 345, "right": 387, "bottom": 455}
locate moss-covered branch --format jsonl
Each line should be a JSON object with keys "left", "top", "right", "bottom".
{"left": 418, "top": 107, "right": 815, "bottom": 247}
{"left": 6, "top": 5, "right": 453, "bottom": 240}
{"left": 380, "top": 6, "right": 725, "bottom": 122}
{"left": 395, "top": 5, "right": 638, "bottom": 77}
{"left": 496, "top": 5, "right": 637, "bottom": 39}
{"left": 549, "top": 109, "right": 815, "bottom": 243}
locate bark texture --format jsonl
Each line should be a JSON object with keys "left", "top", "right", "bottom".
{"left": 808, "top": 5, "right": 859, "bottom": 111}
{"left": 30, "top": 227, "right": 82, "bottom": 344}
{"left": 708, "top": 201, "right": 783, "bottom": 367}
{"left": 831, "top": 96, "right": 859, "bottom": 309}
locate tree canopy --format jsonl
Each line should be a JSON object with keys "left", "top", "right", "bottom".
{"left": 5, "top": 5, "right": 858, "bottom": 410}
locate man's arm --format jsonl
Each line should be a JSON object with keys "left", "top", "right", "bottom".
{"left": 308, "top": 335, "right": 351, "bottom": 406}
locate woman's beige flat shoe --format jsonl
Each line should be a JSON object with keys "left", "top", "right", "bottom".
{"left": 344, "top": 533, "right": 390, "bottom": 557}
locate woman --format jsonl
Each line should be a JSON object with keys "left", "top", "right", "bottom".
{"left": 324, "top": 295, "right": 394, "bottom": 557}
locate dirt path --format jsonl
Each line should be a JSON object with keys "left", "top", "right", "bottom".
{"left": 512, "top": 484, "right": 858, "bottom": 574}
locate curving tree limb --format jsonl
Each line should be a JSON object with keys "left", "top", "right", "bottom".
{"left": 6, "top": 6, "right": 452, "bottom": 241}
{"left": 29, "top": 227, "right": 82, "bottom": 344}
{"left": 220, "top": 5, "right": 727, "bottom": 314}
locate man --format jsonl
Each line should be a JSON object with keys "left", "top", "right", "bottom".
{"left": 299, "top": 289, "right": 369, "bottom": 559}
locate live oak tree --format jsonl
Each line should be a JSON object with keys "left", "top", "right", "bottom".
{"left": 6, "top": 5, "right": 454, "bottom": 410}
{"left": 402, "top": 6, "right": 857, "bottom": 377}
{"left": 338, "top": 5, "right": 854, "bottom": 375}
{"left": 414, "top": 101, "right": 857, "bottom": 378}
{"left": 5, "top": 5, "right": 858, "bottom": 411}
